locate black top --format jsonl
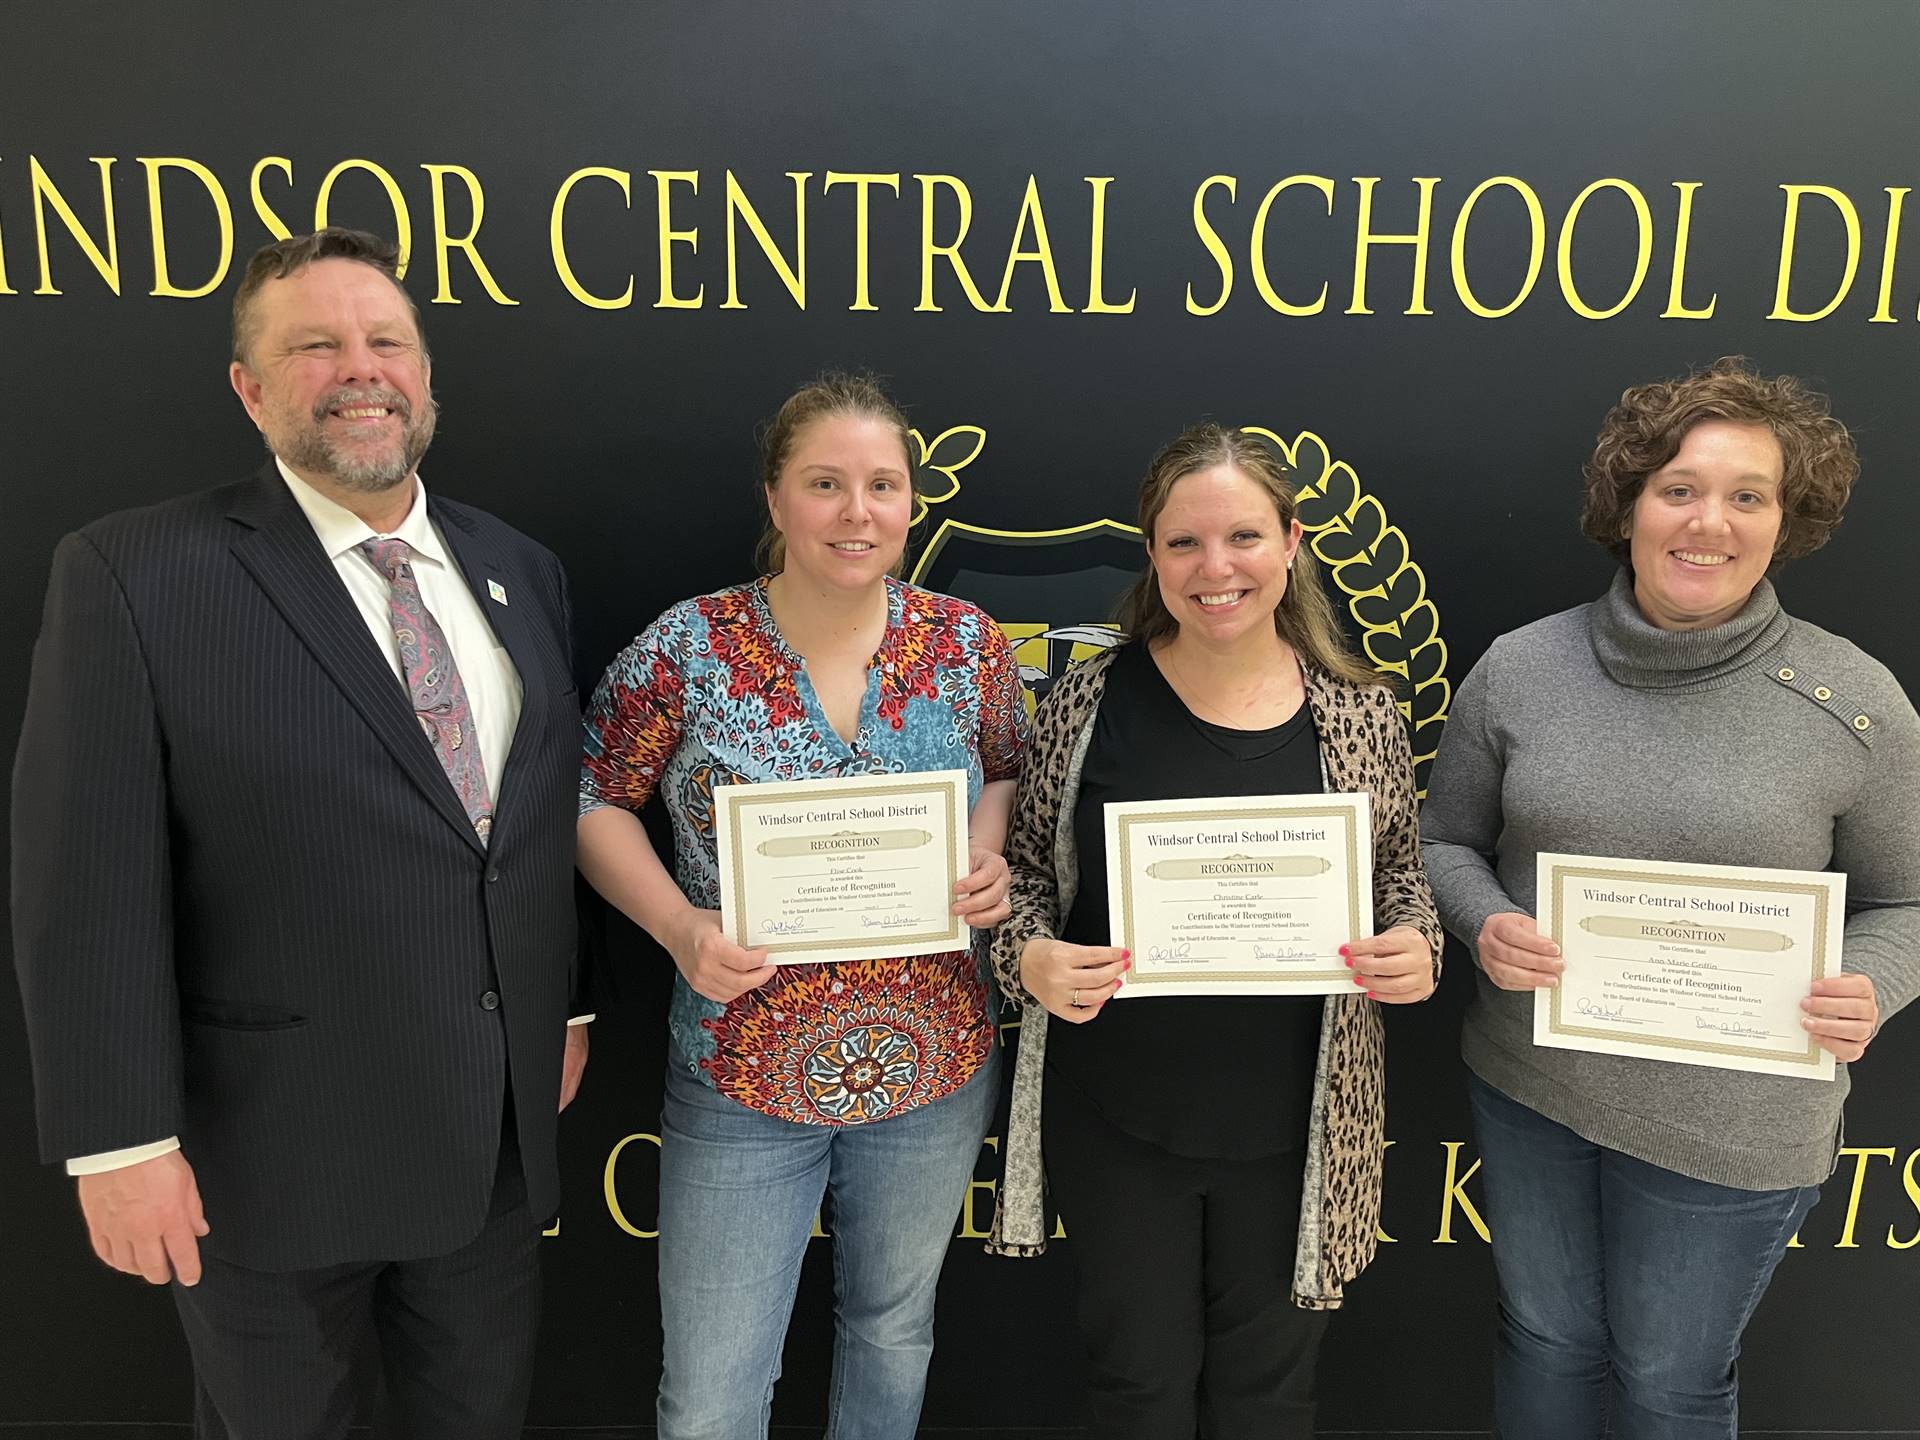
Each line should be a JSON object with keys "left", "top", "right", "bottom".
{"left": 1048, "top": 641, "right": 1326, "bottom": 1159}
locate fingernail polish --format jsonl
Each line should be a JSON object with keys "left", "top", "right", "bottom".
{"left": 1352, "top": 975, "right": 1366, "bottom": 987}
{"left": 1343, "top": 956, "right": 1353, "bottom": 968}
{"left": 1121, "top": 949, "right": 1131, "bottom": 960}
{"left": 1338, "top": 944, "right": 1350, "bottom": 957}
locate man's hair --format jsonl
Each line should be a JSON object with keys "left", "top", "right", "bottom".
{"left": 230, "top": 228, "right": 426, "bottom": 366}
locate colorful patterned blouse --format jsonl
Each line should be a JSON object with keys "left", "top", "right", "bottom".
{"left": 581, "top": 576, "right": 1027, "bottom": 1126}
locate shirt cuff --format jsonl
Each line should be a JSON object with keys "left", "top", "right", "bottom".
{"left": 567, "top": 1014, "right": 596, "bottom": 1026}
{"left": 67, "top": 1137, "right": 182, "bottom": 1175}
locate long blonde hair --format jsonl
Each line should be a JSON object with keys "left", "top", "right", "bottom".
{"left": 1117, "top": 422, "right": 1377, "bottom": 686}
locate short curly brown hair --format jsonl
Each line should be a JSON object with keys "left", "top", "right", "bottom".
{"left": 1580, "top": 356, "right": 1858, "bottom": 568}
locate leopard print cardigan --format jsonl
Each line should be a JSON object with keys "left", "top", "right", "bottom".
{"left": 984, "top": 646, "right": 1443, "bottom": 1309}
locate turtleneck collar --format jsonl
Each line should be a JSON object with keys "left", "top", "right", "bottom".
{"left": 1587, "top": 569, "right": 1791, "bottom": 692}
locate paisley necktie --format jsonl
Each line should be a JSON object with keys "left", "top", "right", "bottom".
{"left": 359, "top": 537, "right": 494, "bottom": 844}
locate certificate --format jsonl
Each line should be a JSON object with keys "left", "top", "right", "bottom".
{"left": 1105, "top": 792, "right": 1372, "bottom": 997}
{"left": 1533, "top": 852, "right": 1841, "bottom": 1081}
{"left": 714, "top": 769, "right": 969, "bottom": 964}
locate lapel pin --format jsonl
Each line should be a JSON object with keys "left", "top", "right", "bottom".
{"left": 487, "top": 579, "right": 509, "bottom": 606}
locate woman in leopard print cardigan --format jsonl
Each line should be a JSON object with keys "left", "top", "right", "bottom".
{"left": 984, "top": 423, "right": 1443, "bottom": 1438}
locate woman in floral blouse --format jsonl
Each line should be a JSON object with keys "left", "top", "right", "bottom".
{"left": 578, "top": 373, "right": 1026, "bottom": 1440}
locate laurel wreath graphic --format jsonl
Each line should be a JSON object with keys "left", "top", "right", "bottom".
{"left": 909, "top": 425, "right": 986, "bottom": 527}
{"left": 1244, "top": 428, "right": 1450, "bottom": 794}
{"left": 908, "top": 424, "right": 1450, "bottom": 795}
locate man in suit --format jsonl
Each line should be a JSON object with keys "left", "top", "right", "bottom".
{"left": 11, "top": 227, "right": 590, "bottom": 1438}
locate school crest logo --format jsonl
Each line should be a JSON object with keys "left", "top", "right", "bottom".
{"left": 905, "top": 425, "right": 1451, "bottom": 793}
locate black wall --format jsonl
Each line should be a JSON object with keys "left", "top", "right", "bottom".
{"left": 2, "top": 4, "right": 1916, "bottom": 1433}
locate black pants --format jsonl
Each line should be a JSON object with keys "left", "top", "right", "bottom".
{"left": 171, "top": 1124, "right": 541, "bottom": 1440}
{"left": 1043, "top": 1076, "right": 1329, "bottom": 1440}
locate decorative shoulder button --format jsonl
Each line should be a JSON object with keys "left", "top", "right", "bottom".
{"left": 1853, "top": 714, "right": 1872, "bottom": 731}
{"left": 1777, "top": 666, "right": 1796, "bottom": 681}
{"left": 1814, "top": 685, "right": 1833, "bottom": 702}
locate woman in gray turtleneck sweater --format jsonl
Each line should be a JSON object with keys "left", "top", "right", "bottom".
{"left": 1421, "top": 358, "right": 1920, "bottom": 1440}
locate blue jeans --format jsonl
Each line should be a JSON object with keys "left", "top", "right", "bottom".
{"left": 655, "top": 1046, "right": 999, "bottom": 1440}
{"left": 1468, "top": 1075, "right": 1820, "bottom": 1440}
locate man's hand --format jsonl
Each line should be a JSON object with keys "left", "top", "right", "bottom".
{"left": 77, "top": 1150, "right": 209, "bottom": 1286}
{"left": 560, "top": 1023, "right": 590, "bottom": 1111}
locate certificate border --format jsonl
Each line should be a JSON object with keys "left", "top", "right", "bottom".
{"left": 721, "top": 774, "right": 966, "bottom": 958}
{"left": 1543, "top": 861, "right": 1829, "bottom": 1066}
{"left": 1114, "top": 799, "right": 1361, "bottom": 987}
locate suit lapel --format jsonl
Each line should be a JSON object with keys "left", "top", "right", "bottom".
{"left": 429, "top": 494, "right": 547, "bottom": 832}
{"left": 226, "top": 468, "right": 489, "bottom": 855}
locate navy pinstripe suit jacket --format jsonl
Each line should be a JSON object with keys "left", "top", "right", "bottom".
{"left": 12, "top": 465, "right": 584, "bottom": 1271}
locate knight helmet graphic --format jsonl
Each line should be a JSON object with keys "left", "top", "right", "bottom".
{"left": 903, "top": 424, "right": 1450, "bottom": 792}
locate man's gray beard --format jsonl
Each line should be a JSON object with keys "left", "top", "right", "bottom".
{"left": 271, "top": 401, "right": 437, "bottom": 493}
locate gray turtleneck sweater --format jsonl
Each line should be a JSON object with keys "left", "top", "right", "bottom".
{"left": 1421, "top": 572, "right": 1920, "bottom": 1190}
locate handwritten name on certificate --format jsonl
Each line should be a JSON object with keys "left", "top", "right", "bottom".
{"left": 714, "top": 769, "right": 969, "bottom": 965}
{"left": 1534, "top": 852, "right": 1842, "bottom": 1081}
{"left": 1104, "top": 792, "right": 1372, "bottom": 998}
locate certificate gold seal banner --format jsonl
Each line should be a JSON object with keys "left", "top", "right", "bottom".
{"left": 1104, "top": 792, "right": 1372, "bottom": 997}
{"left": 714, "top": 770, "right": 969, "bottom": 964}
{"left": 1533, "top": 852, "right": 1843, "bottom": 1081}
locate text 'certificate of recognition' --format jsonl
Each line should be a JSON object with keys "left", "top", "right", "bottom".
{"left": 1534, "top": 852, "right": 1841, "bottom": 1081}
{"left": 715, "top": 769, "right": 969, "bottom": 965}
{"left": 1105, "top": 792, "right": 1372, "bottom": 997}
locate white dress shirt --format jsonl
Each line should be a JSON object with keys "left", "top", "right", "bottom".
{"left": 68, "top": 462, "right": 585, "bottom": 1178}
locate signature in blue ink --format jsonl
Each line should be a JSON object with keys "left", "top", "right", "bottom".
{"left": 1695, "top": 1016, "right": 1772, "bottom": 1040}
{"left": 1253, "top": 945, "right": 1317, "bottom": 962}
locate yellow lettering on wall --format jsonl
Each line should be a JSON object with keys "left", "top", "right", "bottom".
{"left": 603, "top": 1132, "right": 661, "bottom": 1239}
{"left": 1449, "top": 176, "right": 1545, "bottom": 319}
{"left": 1435, "top": 1141, "right": 1489, "bottom": 1243}
{"left": 1869, "top": 186, "right": 1910, "bottom": 324}
{"left": 1347, "top": 176, "right": 1438, "bottom": 316}
{"left": 957, "top": 1136, "right": 1001, "bottom": 1240}
{"left": 250, "top": 156, "right": 295, "bottom": 241}
{"left": 724, "top": 170, "right": 810, "bottom": 310}
{"left": 915, "top": 174, "right": 998, "bottom": 312}
{"left": 649, "top": 170, "right": 704, "bottom": 309}
{"left": 1251, "top": 174, "right": 1334, "bottom": 316}
{"left": 1082, "top": 177, "right": 1135, "bottom": 313}
{"left": 823, "top": 171, "right": 901, "bottom": 311}
{"left": 421, "top": 164, "right": 518, "bottom": 306}
{"left": 139, "top": 157, "right": 233, "bottom": 299}
{"left": 1834, "top": 1146, "right": 1895, "bottom": 1248}
{"left": 313, "top": 159, "right": 413, "bottom": 277}
{"left": 1769, "top": 184, "right": 1861, "bottom": 322}
{"left": 1187, "top": 175, "right": 1237, "bottom": 315}
{"left": 550, "top": 167, "right": 635, "bottom": 310}
{"left": 1889, "top": 1148, "right": 1920, "bottom": 1249}
{"left": 1661, "top": 182, "right": 1717, "bottom": 319}
{"left": 30, "top": 155, "right": 120, "bottom": 296}
{"left": 992, "top": 175, "right": 1069, "bottom": 313}
{"left": 1556, "top": 178, "right": 1654, "bottom": 320}
{"left": 0, "top": 160, "right": 16, "bottom": 294}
